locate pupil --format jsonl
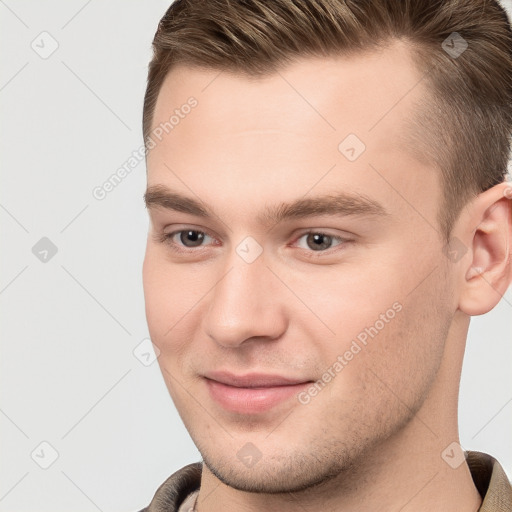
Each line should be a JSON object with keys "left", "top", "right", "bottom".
{"left": 181, "top": 230, "right": 204, "bottom": 247}
{"left": 307, "top": 233, "right": 332, "bottom": 251}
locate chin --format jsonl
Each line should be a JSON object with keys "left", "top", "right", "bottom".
{"left": 200, "top": 449, "right": 352, "bottom": 494}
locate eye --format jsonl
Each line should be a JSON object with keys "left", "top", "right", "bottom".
{"left": 294, "top": 231, "right": 345, "bottom": 252}
{"left": 157, "top": 227, "right": 349, "bottom": 257}
{"left": 160, "top": 229, "right": 215, "bottom": 251}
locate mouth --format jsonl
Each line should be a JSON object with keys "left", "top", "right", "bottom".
{"left": 203, "top": 371, "right": 312, "bottom": 414}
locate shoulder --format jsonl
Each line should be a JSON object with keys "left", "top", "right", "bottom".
{"left": 137, "top": 462, "right": 202, "bottom": 512}
{"left": 466, "top": 450, "right": 512, "bottom": 511}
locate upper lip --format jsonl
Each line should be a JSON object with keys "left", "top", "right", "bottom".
{"left": 204, "top": 371, "right": 310, "bottom": 388}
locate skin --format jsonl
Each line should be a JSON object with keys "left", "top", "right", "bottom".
{"left": 143, "top": 40, "right": 512, "bottom": 512}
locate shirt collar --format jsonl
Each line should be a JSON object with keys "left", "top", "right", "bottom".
{"left": 466, "top": 451, "right": 512, "bottom": 511}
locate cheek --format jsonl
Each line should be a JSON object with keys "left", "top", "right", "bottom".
{"left": 143, "top": 249, "right": 202, "bottom": 334}
{"left": 350, "top": 280, "right": 449, "bottom": 413}
{"left": 143, "top": 251, "right": 192, "bottom": 362}
{"left": 314, "top": 262, "right": 449, "bottom": 406}
{"left": 288, "top": 263, "right": 402, "bottom": 356}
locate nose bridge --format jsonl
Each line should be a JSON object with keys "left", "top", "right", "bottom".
{"left": 203, "top": 248, "right": 286, "bottom": 347}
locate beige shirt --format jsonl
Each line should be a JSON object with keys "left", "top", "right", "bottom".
{"left": 140, "top": 451, "right": 512, "bottom": 511}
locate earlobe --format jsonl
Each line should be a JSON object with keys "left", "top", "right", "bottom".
{"left": 458, "top": 182, "right": 512, "bottom": 316}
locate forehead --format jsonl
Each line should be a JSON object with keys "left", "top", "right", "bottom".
{"left": 146, "top": 41, "right": 439, "bottom": 232}
{"left": 150, "top": 39, "right": 424, "bottom": 139}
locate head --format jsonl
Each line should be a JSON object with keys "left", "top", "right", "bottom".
{"left": 142, "top": 0, "right": 512, "bottom": 495}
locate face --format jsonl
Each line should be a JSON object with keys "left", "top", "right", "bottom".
{"left": 143, "top": 42, "right": 457, "bottom": 493}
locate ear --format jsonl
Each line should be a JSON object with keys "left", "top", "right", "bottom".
{"left": 457, "top": 181, "right": 512, "bottom": 316}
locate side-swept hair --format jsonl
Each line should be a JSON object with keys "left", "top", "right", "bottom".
{"left": 143, "top": 0, "right": 512, "bottom": 241}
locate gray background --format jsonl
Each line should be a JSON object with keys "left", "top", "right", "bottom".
{"left": 1, "top": 1, "right": 511, "bottom": 511}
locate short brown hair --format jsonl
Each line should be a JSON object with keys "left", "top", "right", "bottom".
{"left": 143, "top": 0, "right": 512, "bottom": 241}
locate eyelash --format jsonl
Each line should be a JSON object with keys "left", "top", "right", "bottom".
{"left": 156, "top": 228, "right": 349, "bottom": 258}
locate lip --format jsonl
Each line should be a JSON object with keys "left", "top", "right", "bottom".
{"left": 204, "top": 371, "right": 311, "bottom": 414}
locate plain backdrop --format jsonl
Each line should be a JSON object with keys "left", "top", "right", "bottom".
{"left": 1, "top": 1, "right": 511, "bottom": 511}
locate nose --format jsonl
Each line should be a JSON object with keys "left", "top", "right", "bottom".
{"left": 202, "top": 252, "right": 288, "bottom": 349}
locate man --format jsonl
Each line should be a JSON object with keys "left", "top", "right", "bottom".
{"left": 139, "top": 0, "right": 512, "bottom": 510}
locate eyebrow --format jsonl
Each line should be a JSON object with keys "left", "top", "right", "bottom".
{"left": 144, "top": 184, "right": 389, "bottom": 226}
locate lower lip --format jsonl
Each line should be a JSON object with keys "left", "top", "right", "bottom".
{"left": 205, "top": 379, "right": 310, "bottom": 414}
